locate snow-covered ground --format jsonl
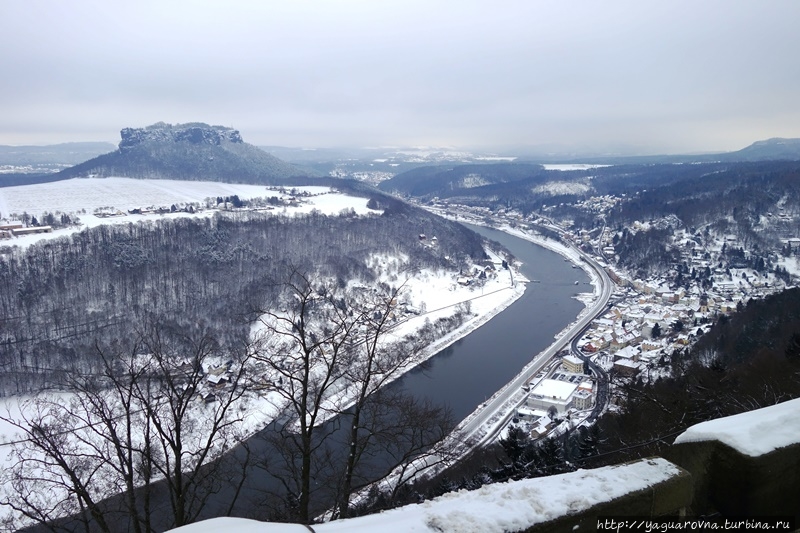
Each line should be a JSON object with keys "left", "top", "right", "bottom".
{"left": 0, "top": 178, "right": 380, "bottom": 248}
{"left": 0, "top": 257, "right": 527, "bottom": 529}
{"left": 531, "top": 181, "right": 591, "bottom": 196}
{"left": 167, "top": 458, "right": 682, "bottom": 533}
{"left": 239, "top": 258, "right": 526, "bottom": 436}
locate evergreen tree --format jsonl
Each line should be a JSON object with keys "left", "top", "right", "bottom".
{"left": 786, "top": 332, "right": 800, "bottom": 362}
{"left": 499, "top": 425, "right": 529, "bottom": 464}
{"left": 651, "top": 322, "right": 662, "bottom": 338}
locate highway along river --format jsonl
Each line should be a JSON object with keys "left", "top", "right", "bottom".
{"left": 395, "top": 223, "right": 591, "bottom": 422}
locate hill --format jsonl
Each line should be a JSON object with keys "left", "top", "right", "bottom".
{"left": 378, "top": 163, "right": 548, "bottom": 198}
{"left": 718, "top": 137, "right": 800, "bottom": 162}
{"left": 54, "top": 122, "right": 317, "bottom": 184}
{"left": 0, "top": 142, "right": 116, "bottom": 169}
{"left": 514, "top": 137, "right": 800, "bottom": 165}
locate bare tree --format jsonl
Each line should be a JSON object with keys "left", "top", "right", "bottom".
{"left": 251, "top": 270, "right": 357, "bottom": 523}
{"left": 252, "top": 270, "right": 455, "bottom": 522}
{"left": 339, "top": 389, "right": 456, "bottom": 516}
{"left": 332, "top": 286, "right": 455, "bottom": 519}
{"left": 0, "top": 321, "right": 253, "bottom": 532}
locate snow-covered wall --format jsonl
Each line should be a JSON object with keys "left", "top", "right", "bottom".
{"left": 673, "top": 397, "right": 800, "bottom": 457}
{"left": 669, "top": 398, "right": 800, "bottom": 519}
{"left": 169, "top": 458, "right": 691, "bottom": 533}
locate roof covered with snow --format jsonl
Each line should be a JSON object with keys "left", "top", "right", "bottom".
{"left": 530, "top": 378, "right": 577, "bottom": 401}
{"left": 673, "top": 398, "right": 800, "bottom": 457}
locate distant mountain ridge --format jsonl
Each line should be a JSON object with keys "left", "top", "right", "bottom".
{"left": 55, "top": 122, "right": 316, "bottom": 184}
{"left": 378, "top": 163, "right": 548, "bottom": 197}
{"left": 0, "top": 142, "right": 116, "bottom": 169}
{"left": 726, "top": 137, "right": 800, "bottom": 161}
{"left": 517, "top": 137, "right": 800, "bottom": 165}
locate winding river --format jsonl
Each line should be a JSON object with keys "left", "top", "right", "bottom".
{"left": 395, "top": 223, "right": 591, "bottom": 422}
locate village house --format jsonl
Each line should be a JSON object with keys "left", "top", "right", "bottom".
{"left": 614, "top": 345, "right": 640, "bottom": 362}
{"left": 12, "top": 226, "right": 53, "bottom": 236}
{"left": 613, "top": 358, "right": 641, "bottom": 377}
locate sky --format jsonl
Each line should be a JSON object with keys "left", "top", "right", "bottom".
{"left": 1, "top": 1, "right": 800, "bottom": 155}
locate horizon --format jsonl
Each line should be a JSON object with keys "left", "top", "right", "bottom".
{"left": 0, "top": 128, "right": 793, "bottom": 159}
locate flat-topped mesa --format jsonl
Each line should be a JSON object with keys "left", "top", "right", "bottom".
{"left": 119, "top": 122, "right": 243, "bottom": 152}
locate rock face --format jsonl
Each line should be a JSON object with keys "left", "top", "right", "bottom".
{"left": 56, "top": 122, "right": 316, "bottom": 184}
{"left": 118, "top": 122, "right": 244, "bottom": 152}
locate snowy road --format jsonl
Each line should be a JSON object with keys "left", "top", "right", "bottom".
{"left": 383, "top": 214, "right": 613, "bottom": 486}
{"left": 455, "top": 240, "right": 612, "bottom": 446}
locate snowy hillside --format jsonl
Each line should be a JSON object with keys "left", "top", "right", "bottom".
{"left": 0, "top": 178, "right": 379, "bottom": 247}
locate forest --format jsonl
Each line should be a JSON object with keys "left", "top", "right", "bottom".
{"left": 0, "top": 198, "right": 487, "bottom": 396}
{"left": 0, "top": 192, "right": 499, "bottom": 531}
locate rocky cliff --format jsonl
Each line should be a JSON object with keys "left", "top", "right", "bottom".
{"left": 56, "top": 122, "right": 316, "bottom": 184}
{"left": 118, "top": 122, "right": 244, "bottom": 152}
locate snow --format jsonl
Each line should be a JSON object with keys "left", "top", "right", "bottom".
{"left": 531, "top": 379, "right": 577, "bottom": 401}
{"left": 531, "top": 181, "right": 591, "bottom": 196}
{"left": 167, "top": 458, "right": 682, "bottom": 533}
{"left": 0, "top": 180, "right": 532, "bottom": 529}
{"left": 0, "top": 177, "right": 272, "bottom": 215}
{"left": 541, "top": 164, "right": 611, "bottom": 171}
{"left": 0, "top": 180, "right": 542, "bottom": 530}
{"left": 0, "top": 178, "right": 380, "bottom": 249}
{"left": 673, "top": 398, "right": 800, "bottom": 457}
{"left": 169, "top": 518, "right": 308, "bottom": 533}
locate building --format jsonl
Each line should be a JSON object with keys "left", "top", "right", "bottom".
{"left": 572, "top": 389, "right": 594, "bottom": 410}
{"left": 562, "top": 354, "right": 584, "bottom": 374}
{"left": 527, "top": 379, "right": 578, "bottom": 414}
{"left": 614, "top": 345, "right": 640, "bottom": 363}
{"left": 11, "top": 226, "right": 53, "bottom": 236}
{"left": 526, "top": 377, "right": 595, "bottom": 414}
{"left": 613, "top": 359, "right": 641, "bottom": 377}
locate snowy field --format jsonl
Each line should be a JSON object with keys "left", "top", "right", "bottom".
{"left": 0, "top": 177, "right": 379, "bottom": 248}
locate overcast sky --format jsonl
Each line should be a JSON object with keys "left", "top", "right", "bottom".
{"left": 2, "top": 1, "right": 799, "bottom": 154}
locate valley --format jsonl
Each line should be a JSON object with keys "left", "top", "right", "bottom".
{"left": 1, "top": 128, "right": 799, "bottom": 530}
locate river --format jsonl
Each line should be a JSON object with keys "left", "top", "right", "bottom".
{"left": 395, "top": 223, "right": 590, "bottom": 422}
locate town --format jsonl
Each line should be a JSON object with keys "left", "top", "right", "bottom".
{"left": 423, "top": 196, "right": 800, "bottom": 443}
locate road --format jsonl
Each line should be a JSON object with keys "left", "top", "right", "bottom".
{"left": 407, "top": 213, "right": 615, "bottom": 464}
{"left": 570, "top": 322, "right": 609, "bottom": 422}
{"left": 356, "top": 213, "right": 616, "bottom": 494}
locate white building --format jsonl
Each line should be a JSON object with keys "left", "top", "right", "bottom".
{"left": 527, "top": 378, "right": 595, "bottom": 414}
{"left": 527, "top": 379, "right": 578, "bottom": 414}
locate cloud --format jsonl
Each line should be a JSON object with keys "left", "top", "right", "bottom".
{"left": 1, "top": 0, "right": 799, "bottom": 153}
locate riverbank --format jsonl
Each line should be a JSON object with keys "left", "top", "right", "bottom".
{"left": 241, "top": 250, "right": 530, "bottom": 435}
{"left": 428, "top": 208, "right": 601, "bottom": 316}
{"left": 346, "top": 218, "right": 608, "bottom": 503}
